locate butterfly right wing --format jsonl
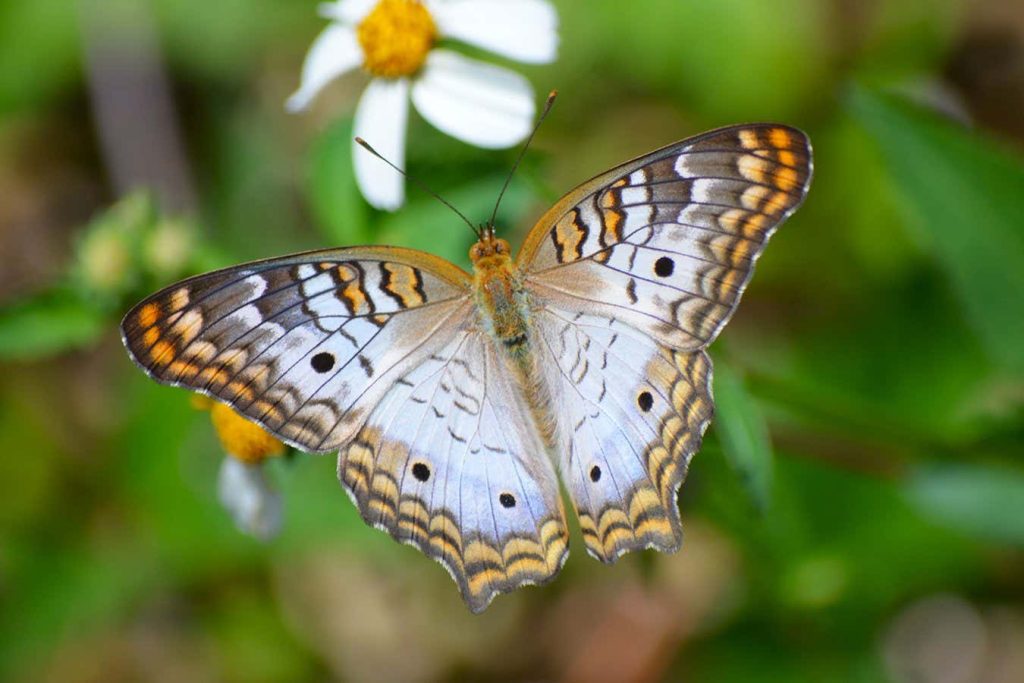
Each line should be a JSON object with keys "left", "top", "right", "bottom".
{"left": 519, "top": 124, "right": 813, "bottom": 351}
{"left": 121, "top": 246, "right": 473, "bottom": 452}
{"left": 533, "top": 307, "right": 713, "bottom": 562}
{"left": 516, "top": 124, "right": 810, "bottom": 562}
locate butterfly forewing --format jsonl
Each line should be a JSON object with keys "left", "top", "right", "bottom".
{"left": 121, "top": 247, "right": 472, "bottom": 452}
{"left": 519, "top": 124, "right": 812, "bottom": 350}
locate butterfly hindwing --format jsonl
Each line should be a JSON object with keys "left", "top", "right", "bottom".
{"left": 338, "top": 331, "right": 569, "bottom": 612}
{"left": 534, "top": 308, "right": 713, "bottom": 561}
{"left": 121, "top": 247, "right": 473, "bottom": 452}
{"left": 520, "top": 124, "right": 812, "bottom": 350}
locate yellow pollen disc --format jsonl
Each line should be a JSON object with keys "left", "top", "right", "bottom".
{"left": 357, "top": 0, "right": 437, "bottom": 78}
{"left": 208, "top": 402, "right": 286, "bottom": 464}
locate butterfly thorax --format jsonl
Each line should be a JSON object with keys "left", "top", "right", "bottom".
{"left": 470, "top": 235, "right": 531, "bottom": 354}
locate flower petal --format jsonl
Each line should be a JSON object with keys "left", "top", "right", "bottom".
{"left": 319, "top": 0, "right": 377, "bottom": 24}
{"left": 430, "top": 0, "right": 558, "bottom": 64}
{"left": 411, "top": 50, "right": 534, "bottom": 149}
{"left": 286, "top": 24, "right": 362, "bottom": 112}
{"left": 217, "top": 458, "right": 283, "bottom": 541}
{"left": 353, "top": 78, "right": 410, "bottom": 210}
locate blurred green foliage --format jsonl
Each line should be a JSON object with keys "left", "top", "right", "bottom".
{"left": 1, "top": 0, "right": 1022, "bottom": 682}
{"left": 851, "top": 86, "right": 1024, "bottom": 373}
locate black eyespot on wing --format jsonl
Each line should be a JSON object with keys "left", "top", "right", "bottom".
{"left": 654, "top": 256, "right": 674, "bottom": 277}
{"left": 412, "top": 462, "right": 430, "bottom": 482}
{"left": 637, "top": 391, "right": 654, "bottom": 412}
{"left": 311, "top": 352, "right": 335, "bottom": 373}
{"left": 499, "top": 493, "right": 516, "bottom": 508}
{"left": 590, "top": 465, "right": 602, "bottom": 482}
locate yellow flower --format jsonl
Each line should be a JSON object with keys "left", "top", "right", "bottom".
{"left": 194, "top": 395, "right": 286, "bottom": 464}
{"left": 357, "top": 0, "right": 437, "bottom": 78}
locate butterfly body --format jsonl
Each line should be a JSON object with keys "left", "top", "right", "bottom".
{"left": 470, "top": 235, "right": 530, "bottom": 353}
{"left": 122, "top": 124, "right": 813, "bottom": 612}
{"left": 471, "top": 232, "right": 562, "bottom": 460}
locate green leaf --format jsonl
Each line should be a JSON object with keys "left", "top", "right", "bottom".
{"left": 308, "top": 117, "right": 370, "bottom": 245}
{"left": 849, "top": 86, "right": 1024, "bottom": 374}
{"left": 905, "top": 463, "right": 1024, "bottom": 546}
{"left": 0, "top": 0, "right": 80, "bottom": 114}
{"left": 712, "top": 360, "right": 775, "bottom": 511}
{"left": 0, "top": 291, "right": 107, "bottom": 360}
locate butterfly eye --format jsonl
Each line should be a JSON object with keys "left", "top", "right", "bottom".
{"left": 311, "top": 352, "right": 335, "bottom": 373}
{"left": 653, "top": 257, "right": 675, "bottom": 277}
{"left": 499, "top": 492, "right": 516, "bottom": 508}
{"left": 637, "top": 391, "right": 654, "bottom": 412}
{"left": 412, "top": 462, "right": 430, "bottom": 482}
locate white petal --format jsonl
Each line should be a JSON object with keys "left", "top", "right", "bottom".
{"left": 286, "top": 24, "right": 362, "bottom": 112}
{"left": 217, "top": 458, "right": 282, "bottom": 541}
{"left": 431, "top": 0, "right": 558, "bottom": 64}
{"left": 353, "top": 78, "right": 410, "bottom": 210}
{"left": 411, "top": 50, "right": 534, "bottom": 149}
{"left": 319, "top": 0, "right": 377, "bottom": 24}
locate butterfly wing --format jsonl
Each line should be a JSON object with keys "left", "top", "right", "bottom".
{"left": 122, "top": 246, "right": 569, "bottom": 610}
{"left": 519, "top": 124, "right": 813, "bottom": 350}
{"left": 337, "top": 330, "right": 569, "bottom": 612}
{"left": 121, "top": 246, "right": 474, "bottom": 452}
{"left": 519, "top": 124, "right": 812, "bottom": 560}
{"left": 533, "top": 307, "right": 712, "bottom": 561}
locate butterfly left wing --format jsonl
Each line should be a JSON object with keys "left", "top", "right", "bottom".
{"left": 121, "top": 247, "right": 473, "bottom": 452}
{"left": 122, "top": 247, "right": 569, "bottom": 612}
{"left": 337, "top": 329, "right": 569, "bottom": 612}
{"left": 518, "top": 124, "right": 812, "bottom": 351}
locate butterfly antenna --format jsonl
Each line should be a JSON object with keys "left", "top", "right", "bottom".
{"left": 489, "top": 90, "right": 558, "bottom": 229}
{"left": 354, "top": 137, "right": 480, "bottom": 239}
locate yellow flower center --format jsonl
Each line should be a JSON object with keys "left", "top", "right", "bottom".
{"left": 357, "top": 0, "right": 437, "bottom": 78}
{"left": 194, "top": 396, "right": 286, "bottom": 464}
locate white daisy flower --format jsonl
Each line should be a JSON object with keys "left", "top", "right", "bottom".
{"left": 287, "top": 0, "right": 559, "bottom": 210}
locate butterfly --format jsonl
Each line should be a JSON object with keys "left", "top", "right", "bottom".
{"left": 121, "top": 123, "right": 812, "bottom": 612}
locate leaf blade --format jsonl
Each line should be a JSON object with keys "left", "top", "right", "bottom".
{"left": 850, "top": 86, "right": 1024, "bottom": 374}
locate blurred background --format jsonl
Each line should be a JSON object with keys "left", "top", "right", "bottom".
{"left": 2, "top": 0, "right": 1023, "bottom": 681}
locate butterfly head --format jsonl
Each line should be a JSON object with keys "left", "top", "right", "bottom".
{"left": 469, "top": 225, "right": 512, "bottom": 270}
